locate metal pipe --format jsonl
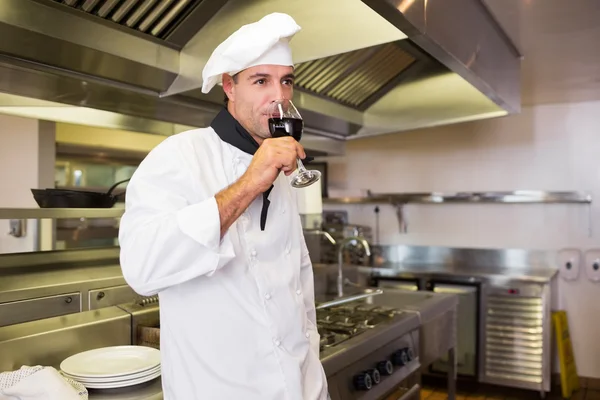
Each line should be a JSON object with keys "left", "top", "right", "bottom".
{"left": 337, "top": 236, "right": 371, "bottom": 297}
{"left": 303, "top": 229, "right": 337, "bottom": 246}
{"left": 315, "top": 289, "right": 383, "bottom": 310}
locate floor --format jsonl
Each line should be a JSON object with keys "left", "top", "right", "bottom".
{"left": 421, "top": 378, "right": 590, "bottom": 400}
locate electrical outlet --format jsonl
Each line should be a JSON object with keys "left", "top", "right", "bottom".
{"left": 8, "top": 219, "right": 27, "bottom": 238}
{"left": 584, "top": 249, "right": 600, "bottom": 282}
{"left": 557, "top": 248, "right": 581, "bottom": 281}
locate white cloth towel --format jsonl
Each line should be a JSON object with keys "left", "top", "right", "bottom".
{"left": 0, "top": 365, "right": 88, "bottom": 400}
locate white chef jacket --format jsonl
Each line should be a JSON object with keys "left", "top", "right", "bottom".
{"left": 118, "top": 127, "right": 328, "bottom": 400}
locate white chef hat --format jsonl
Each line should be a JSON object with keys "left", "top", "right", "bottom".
{"left": 201, "top": 12, "right": 301, "bottom": 94}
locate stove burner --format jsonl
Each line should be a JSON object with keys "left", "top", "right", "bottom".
{"left": 316, "top": 304, "right": 401, "bottom": 351}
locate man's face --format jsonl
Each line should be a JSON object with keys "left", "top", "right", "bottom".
{"left": 223, "top": 64, "right": 295, "bottom": 143}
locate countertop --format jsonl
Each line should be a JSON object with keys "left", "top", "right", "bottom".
{"left": 361, "top": 263, "right": 558, "bottom": 283}
{"left": 87, "top": 378, "right": 162, "bottom": 400}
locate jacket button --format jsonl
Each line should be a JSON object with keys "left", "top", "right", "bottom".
{"left": 296, "top": 289, "right": 302, "bottom": 295}
{"left": 265, "top": 293, "right": 271, "bottom": 300}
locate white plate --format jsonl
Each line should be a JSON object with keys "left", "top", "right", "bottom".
{"left": 62, "top": 365, "right": 161, "bottom": 383}
{"left": 60, "top": 346, "right": 160, "bottom": 378}
{"left": 82, "top": 369, "right": 161, "bottom": 389}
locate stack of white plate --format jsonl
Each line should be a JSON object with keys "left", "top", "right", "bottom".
{"left": 60, "top": 345, "right": 161, "bottom": 389}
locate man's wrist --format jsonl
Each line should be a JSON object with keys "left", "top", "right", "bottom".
{"left": 236, "top": 173, "right": 262, "bottom": 200}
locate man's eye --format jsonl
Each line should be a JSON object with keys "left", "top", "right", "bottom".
{"left": 255, "top": 79, "right": 266, "bottom": 85}
{"left": 283, "top": 79, "right": 294, "bottom": 86}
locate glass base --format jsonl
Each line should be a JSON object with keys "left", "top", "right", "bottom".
{"left": 291, "top": 169, "right": 321, "bottom": 188}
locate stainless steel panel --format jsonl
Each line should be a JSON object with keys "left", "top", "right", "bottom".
{"left": 138, "top": 0, "right": 176, "bottom": 33}
{"left": 325, "top": 191, "right": 592, "bottom": 205}
{"left": 89, "top": 285, "right": 139, "bottom": 310}
{"left": 422, "top": 0, "right": 521, "bottom": 113}
{"left": 0, "top": 0, "right": 179, "bottom": 84}
{"left": 375, "top": 245, "right": 559, "bottom": 274}
{"left": 126, "top": 0, "right": 161, "bottom": 27}
{"left": 0, "top": 263, "right": 125, "bottom": 309}
{"left": 0, "top": 306, "right": 131, "bottom": 371}
{"left": 0, "top": 61, "right": 345, "bottom": 156}
{"left": 0, "top": 292, "right": 81, "bottom": 327}
{"left": 0, "top": 208, "right": 124, "bottom": 220}
{"left": 117, "top": 301, "right": 160, "bottom": 345}
{"left": 0, "top": 247, "right": 120, "bottom": 270}
{"left": 50, "top": 0, "right": 205, "bottom": 42}
{"left": 363, "top": 0, "right": 521, "bottom": 114}
{"left": 97, "top": 0, "right": 121, "bottom": 17}
{"left": 112, "top": 0, "right": 141, "bottom": 23}
{"left": 151, "top": 0, "right": 193, "bottom": 37}
{"left": 295, "top": 42, "right": 417, "bottom": 110}
{"left": 480, "top": 282, "right": 551, "bottom": 392}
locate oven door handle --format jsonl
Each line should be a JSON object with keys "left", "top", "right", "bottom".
{"left": 397, "top": 383, "right": 421, "bottom": 400}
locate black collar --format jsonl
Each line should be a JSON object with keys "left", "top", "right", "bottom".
{"left": 210, "top": 107, "right": 261, "bottom": 156}
{"left": 210, "top": 108, "right": 273, "bottom": 231}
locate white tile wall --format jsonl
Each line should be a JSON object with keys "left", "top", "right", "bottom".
{"left": 0, "top": 115, "right": 55, "bottom": 254}
{"left": 325, "top": 100, "right": 600, "bottom": 377}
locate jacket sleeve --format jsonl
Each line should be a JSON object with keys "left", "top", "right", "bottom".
{"left": 118, "top": 138, "right": 236, "bottom": 296}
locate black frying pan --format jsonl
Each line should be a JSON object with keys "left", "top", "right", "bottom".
{"left": 31, "top": 179, "right": 130, "bottom": 208}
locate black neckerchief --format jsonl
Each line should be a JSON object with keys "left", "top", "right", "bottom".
{"left": 210, "top": 107, "right": 313, "bottom": 231}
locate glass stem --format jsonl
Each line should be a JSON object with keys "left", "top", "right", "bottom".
{"left": 296, "top": 157, "right": 307, "bottom": 172}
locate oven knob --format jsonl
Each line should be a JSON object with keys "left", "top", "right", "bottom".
{"left": 392, "top": 349, "right": 408, "bottom": 366}
{"left": 353, "top": 372, "right": 373, "bottom": 391}
{"left": 377, "top": 360, "right": 394, "bottom": 376}
{"left": 366, "top": 368, "right": 381, "bottom": 384}
{"left": 406, "top": 347, "right": 414, "bottom": 361}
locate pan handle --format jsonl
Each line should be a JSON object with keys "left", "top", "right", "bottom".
{"left": 106, "top": 178, "right": 131, "bottom": 196}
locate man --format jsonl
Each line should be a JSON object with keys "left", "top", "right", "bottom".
{"left": 118, "top": 12, "right": 329, "bottom": 400}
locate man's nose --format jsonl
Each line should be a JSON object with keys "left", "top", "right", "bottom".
{"left": 273, "top": 83, "right": 286, "bottom": 101}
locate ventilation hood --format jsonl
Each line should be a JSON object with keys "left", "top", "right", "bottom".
{"left": 0, "top": 0, "right": 520, "bottom": 154}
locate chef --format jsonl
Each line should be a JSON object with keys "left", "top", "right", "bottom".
{"left": 118, "top": 12, "right": 329, "bottom": 400}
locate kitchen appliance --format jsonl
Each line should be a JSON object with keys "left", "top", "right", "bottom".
{"left": 0, "top": 0, "right": 520, "bottom": 150}
{"left": 31, "top": 179, "right": 129, "bottom": 208}
{"left": 480, "top": 282, "right": 551, "bottom": 395}
{"left": 127, "top": 298, "right": 422, "bottom": 400}
{"left": 365, "top": 244, "right": 557, "bottom": 396}
{"left": 372, "top": 277, "right": 481, "bottom": 380}
{"left": 318, "top": 303, "right": 421, "bottom": 400}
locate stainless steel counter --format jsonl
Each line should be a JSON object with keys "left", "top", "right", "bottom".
{"left": 87, "top": 378, "right": 162, "bottom": 400}
{"left": 362, "top": 263, "right": 558, "bottom": 284}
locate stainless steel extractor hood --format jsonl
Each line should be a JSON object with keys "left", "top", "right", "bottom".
{"left": 0, "top": 0, "right": 520, "bottom": 154}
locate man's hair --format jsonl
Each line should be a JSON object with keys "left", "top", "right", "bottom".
{"left": 223, "top": 73, "right": 239, "bottom": 105}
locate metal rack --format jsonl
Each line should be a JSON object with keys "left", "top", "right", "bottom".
{"left": 323, "top": 191, "right": 593, "bottom": 235}
{"left": 0, "top": 208, "right": 124, "bottom": 220}
{"left": 323, "top": 191, "right": 592, "bottom": 205}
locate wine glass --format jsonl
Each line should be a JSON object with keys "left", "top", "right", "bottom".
{"left": 266, "top": 99, "right": 321, "bottom": 188}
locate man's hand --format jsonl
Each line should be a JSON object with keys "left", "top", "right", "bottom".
{"left": 215, "top": 137, "right": 306, "bottom": 238}
{"left": 242, "top": 137, "right": 306, "bottom": 192}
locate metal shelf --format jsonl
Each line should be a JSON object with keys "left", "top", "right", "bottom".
{"left": 0, "top": 208, "right": 125, "bottom": 220}
{"left": 324, "top": 191, "right": 592, "bottom": 205}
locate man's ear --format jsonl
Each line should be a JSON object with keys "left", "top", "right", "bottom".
{"left": 222, "top": 73, "right": 235, "bottom": 103}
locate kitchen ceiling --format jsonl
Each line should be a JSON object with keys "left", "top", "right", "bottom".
{"left": 0, "top": 0, "right": 521, "bottom": 153}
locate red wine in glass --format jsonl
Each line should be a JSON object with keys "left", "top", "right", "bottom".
{"left": 268, "top": 117, "right": 303, "bottom": 141}
{"left": 266, "top": 99, "right": 321, "bottom": 188}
